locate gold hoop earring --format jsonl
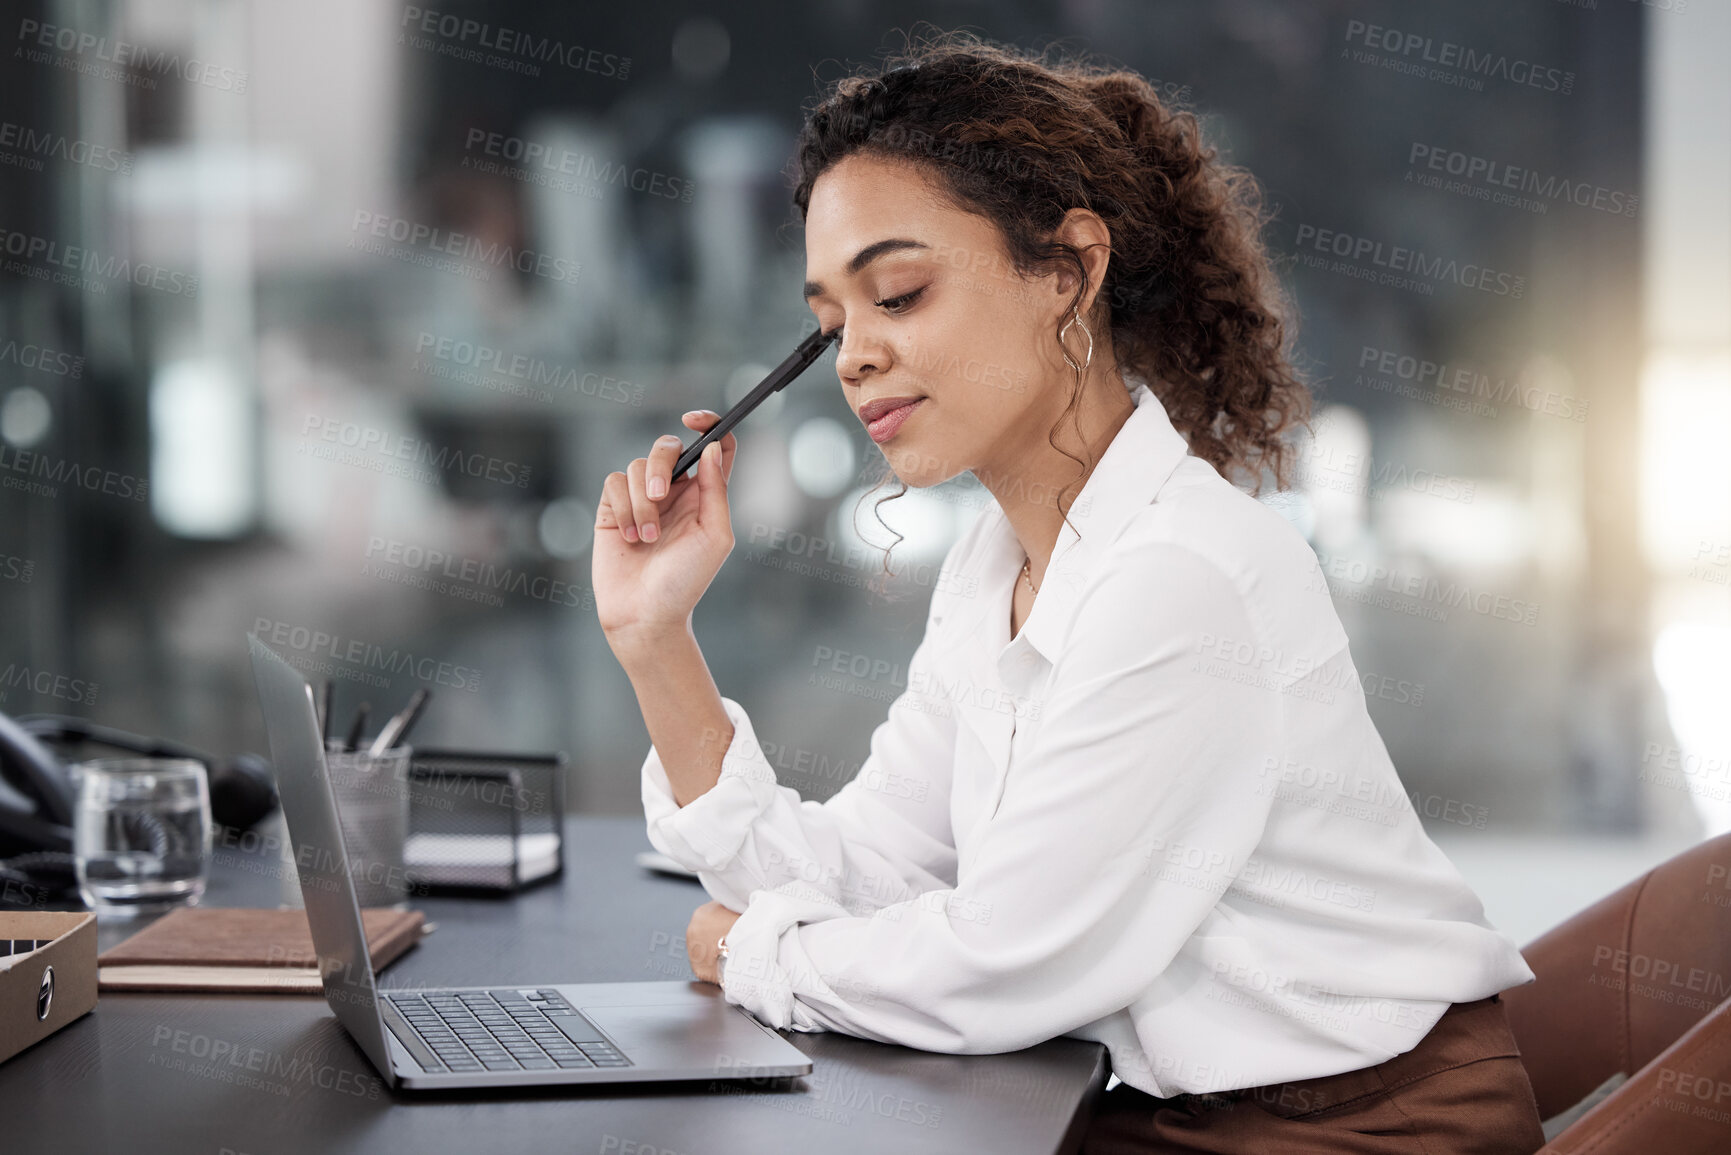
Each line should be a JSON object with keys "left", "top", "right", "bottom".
{"left": 1059, "top": 309, "right": 1094, "bottom": 374}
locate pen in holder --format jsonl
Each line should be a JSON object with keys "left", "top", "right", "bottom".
{"left": 279, "top": 743, "right": 413, "bottom": 910}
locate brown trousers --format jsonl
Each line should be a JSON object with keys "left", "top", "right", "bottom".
{"left": 1080, "top": 995, "right": 1547, "bottom": 1154}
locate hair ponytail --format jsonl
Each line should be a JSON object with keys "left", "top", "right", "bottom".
{"left": 1079, "top": 70, "right": 1311, "bottom": 492}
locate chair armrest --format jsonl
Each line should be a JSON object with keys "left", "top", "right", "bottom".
{"left": 1541, "top": 996, "right": 1731, "bottom": 1154}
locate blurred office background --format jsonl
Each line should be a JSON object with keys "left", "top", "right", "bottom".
{"left": 0, "top": 0, "right": 1726, "bottom": 942}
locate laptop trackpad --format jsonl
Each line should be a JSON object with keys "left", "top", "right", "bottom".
{"left": 582, "top": 1003, "right": 754, "bottom": 1065}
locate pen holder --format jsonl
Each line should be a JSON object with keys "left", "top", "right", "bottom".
{"left": 279, "top": 745, "right": 413, "bottom": 910}
{"left": 403, "top": 750, "right": 565, "bottom": 892}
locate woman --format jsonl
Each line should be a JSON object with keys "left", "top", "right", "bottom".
{"left": 591, "top": 31, "right": 1546, "bottom": 1154}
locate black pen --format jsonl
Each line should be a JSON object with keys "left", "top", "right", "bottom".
{"left": 318, "top": 681, "right": 334, "bottom": 745}
{"left": 369, "top": 688, "right": 430, "bottom": 756}
{"left": 669, "top": 326, "right": 838, "bottom": 482}
{"left": 344, "top": 702, "right": 370, "bottom": 753}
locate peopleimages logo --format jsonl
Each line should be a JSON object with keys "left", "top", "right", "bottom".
{"left": 251, "top": 618, "right": 484, "bottom": 693}
{"left": 0, "top": 663, "right": 98, "bottom": 706}
{"left": 149, "top": 1027, "right": 381, "bottom": 1100}
{"left": 462, "top": 130, "right": 693, "bottom": 203}
{"left": 412, "top": 332, "right": 643, "bottom": 407}
{"left": 0, "top": 120, "right": 132, "bottom": 174}
{"left": 1354, "top": 345, "right": 1589, "bottom": 423}
{"left": 398, "top": 7, "right": 630, "bottom": 80}
{"left": 299, "top": 414, "right": 533, "bottom": 489}
{"left": 1341, "top": 20, "right": 1574, "bottom": 96}
{"left": 0, "top": 442, "right": 149, "bottom": 502}
{"left": 363, "top": 535, "right": 592, "bottom": 610}
{"left": 1292, "top": 223, "right": 1524, "bottom": 298}
{"left": 0, "top": 338, "right": 82, "bottom": 379}
{"left": 15, "top": 18, "right": 249, "bottom": 92}
{"left": 350, "top": 211, "right": 581, "bottom": 284}
{"left": 1407, "top": 143, "right": 1637, "bottom": 218}
{"left": 0, "top": 227, "right": 199, "bottom": 297}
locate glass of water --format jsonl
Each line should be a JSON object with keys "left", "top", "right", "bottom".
{"left": 72, "top": 758, "right": 212, "bottom": 916}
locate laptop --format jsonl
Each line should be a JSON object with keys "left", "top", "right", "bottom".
{"left": 246, "top": 634, "right": 813, "bottom": 1090}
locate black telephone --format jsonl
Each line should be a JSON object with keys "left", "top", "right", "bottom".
{"left": 0, "top": 710, "right": 278, "bottom": 910}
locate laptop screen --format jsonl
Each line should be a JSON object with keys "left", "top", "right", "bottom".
{"left": 246, "top": 634, "right": 399, "bottom": 1086}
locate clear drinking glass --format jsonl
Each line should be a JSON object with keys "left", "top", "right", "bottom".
{"left": 72, "top": 758, "right": 212, "bottom": 916}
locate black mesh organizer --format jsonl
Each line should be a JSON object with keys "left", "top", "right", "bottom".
{"left": 403, "top": 749, "right": 566, "bottom": 893}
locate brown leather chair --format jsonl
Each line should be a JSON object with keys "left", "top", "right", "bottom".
{"left": 1500, "top": 830, "right": 1731, "bottom": 1153}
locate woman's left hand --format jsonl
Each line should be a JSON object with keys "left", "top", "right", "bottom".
{"left": 687, "top": 900, "right": 744, "bottom": 985}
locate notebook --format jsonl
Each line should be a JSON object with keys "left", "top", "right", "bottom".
{"left": 404, "top": 831, "right": 561, "bottom": 889}
{"left": 97, "top": 906, "right": 428, "bottom": 993}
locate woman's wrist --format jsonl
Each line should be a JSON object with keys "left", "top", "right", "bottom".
{"left": 605, "top": 618, "right": 694, "bottom": 665}
{"left": 687, "top": 901, "right": 744, "bottom": 985}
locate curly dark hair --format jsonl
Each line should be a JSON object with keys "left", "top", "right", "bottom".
{"left": 788, "top": 29, "right": 1314, "bottom": 587}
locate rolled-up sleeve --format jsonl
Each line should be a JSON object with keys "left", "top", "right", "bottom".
{"left": 641, "top": 597, "right": 962, "bottom": 915}
{"left": 717, "top": 541, "right": 1285, "bottom": 1049}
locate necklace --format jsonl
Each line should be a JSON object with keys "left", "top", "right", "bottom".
{"left": 1021, "top": 557, "right": 1039, "bottom": 595}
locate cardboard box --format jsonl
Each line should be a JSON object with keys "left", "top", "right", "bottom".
{"left": 0, "top": 910, "right": 97, "bottom": 1066}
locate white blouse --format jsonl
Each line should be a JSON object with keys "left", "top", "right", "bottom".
{"left": 640, "top": 380, "right": 1534, "bottom": 1098}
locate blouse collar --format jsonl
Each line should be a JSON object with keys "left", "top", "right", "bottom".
{"left": 962, "top": 379, "right": 1195, "bottom": 669}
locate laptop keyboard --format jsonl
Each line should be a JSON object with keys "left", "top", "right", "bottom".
{"left": 384, "top": 988, "right": 631, "bottom": 1073}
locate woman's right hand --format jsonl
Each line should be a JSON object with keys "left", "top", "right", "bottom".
{"left": 592, "top": 411, "right": 737, "bottom": 645}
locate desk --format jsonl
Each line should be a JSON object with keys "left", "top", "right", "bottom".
{"left": 2, "top": 815, "right": 1109, "bottom": 1154}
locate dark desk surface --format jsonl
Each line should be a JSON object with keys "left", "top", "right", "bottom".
{"left": 3, "top": 814, "right": 1108, "bottom": 1155}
